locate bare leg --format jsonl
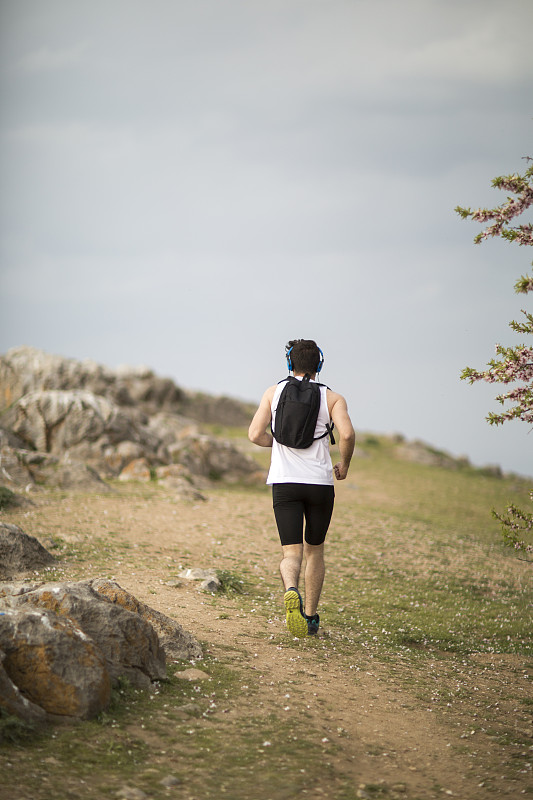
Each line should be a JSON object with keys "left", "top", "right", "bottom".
{"left": 280, "top": 543, "right": 308, "bottom": 637}
{"left": 303, "top": 542, "right": 325, "bottom": 617}
{"left": 280, "top": 543, "right": 303, "bottom": 590}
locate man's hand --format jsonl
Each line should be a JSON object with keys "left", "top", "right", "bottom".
{"left": 333, "top": 462, "right": 350, "bottom": 481}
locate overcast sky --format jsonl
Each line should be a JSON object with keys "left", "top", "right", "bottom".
{"left": 1, "top": 0, "right": 532, "bottom": 477}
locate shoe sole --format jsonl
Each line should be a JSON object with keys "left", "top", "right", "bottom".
{"left": 284, "top": 590, "right": 308, "bottom": 638}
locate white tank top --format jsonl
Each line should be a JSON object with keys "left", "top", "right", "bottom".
{"left": 266, "top": 378, "right": 334, "bottom": 486}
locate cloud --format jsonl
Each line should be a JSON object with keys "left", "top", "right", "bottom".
{"left": 14, "top": 41, "right": 90, "bottom": 73}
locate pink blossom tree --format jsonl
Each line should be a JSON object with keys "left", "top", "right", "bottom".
{"left": 456, "top": 158, "right": 532, "bottom": 556}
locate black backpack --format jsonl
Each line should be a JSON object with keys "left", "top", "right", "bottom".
{"left": 271, "top": 374, "right": 335, "bottom": 449}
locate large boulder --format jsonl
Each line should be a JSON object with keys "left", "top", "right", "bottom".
{"left": 0, "top": 522, "right": 55, "bottom": 579}
{"left": 2, "top": 581, "right": 167, "bottom": 689}
{"left": 0, "top": 608, "right": 111, "bottom": 719}
{"left": 88, "top": 578, "right": 203, "bottom": 661}
{"left": 0, "top": 577, "right": 203, "bottom": 721}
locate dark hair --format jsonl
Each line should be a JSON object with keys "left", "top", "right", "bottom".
{"left": 286, "top": 339, "right": 322, "bottom": 374}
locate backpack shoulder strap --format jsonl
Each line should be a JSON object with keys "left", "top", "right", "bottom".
{"left": 317, "top": 383, "right": 335, "bottom": 445}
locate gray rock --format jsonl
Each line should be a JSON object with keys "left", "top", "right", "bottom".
{"left": 179, "top": 568, "right": 218, "bottom": 582}
{"left": 154, "top": 465, "right": 207, "bottom": 501}
{"left": 0, "top": 608, "right": 111, "bottom": 719}
{"left": 147, "top": 412, "right": 199, "bottom": 446}
{"left": 104, "top": 440, "right": 146, "bottom": 474}
{"left": 36, "top": 456, "right": 110, "bottom": 491}
{"left": 0, "top": 578, "right": 202, "bottom": 721}
{"left": 178, "top": 568, "right": 221, "bottom": 594}
{"left": 174, "top": 668, "right": 210, "bottom": 681}
{"left": 171, "top": 434, "right": 259, "bottom": 482}
{"left": 5, "top": 390, "right": 137, "bottom": 454}
{"left": 0, "top": 647, "right": 48, "bottom": 724}
{"left": 0, "top": 427, "right": 28, "bottom": 450}
{"left": 0, "top": 446, "right": 35, "bottom": 489}
{"left": 118, "top": 458, "right": 152, "bottom": 482}
{"left": 88, "top": 578, "right": 203, "bottom": 662}
{"left": 200, "top": 577, "right": 221, "bottom": 593}
{"left": 160, "top": 775, "right": 182, "bottom": 787}
{"left": 2, "top": 580, "right": 167, "bottom": 687}
{"left": 0, "top": 523, "right": 55, "bottom": 579}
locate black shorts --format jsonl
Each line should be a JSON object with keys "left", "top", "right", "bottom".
{"left": 272, "top": 483, "right": 335, "bottom": 547}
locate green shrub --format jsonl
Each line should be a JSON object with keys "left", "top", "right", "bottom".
{"left": 0, "top": 486, "right": 16, "bottom": 510}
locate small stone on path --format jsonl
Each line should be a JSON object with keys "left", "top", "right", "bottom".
{"left": 174, "top": 668, "right": 210, "bottom": 681}
{"left": 160, "top": 775, "right": 181, "bottom": 787}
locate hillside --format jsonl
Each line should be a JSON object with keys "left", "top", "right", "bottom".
{"left": 0, "top": 346, "right": 513, "bottom": 506}
{"left": 0, "top": 422, "right": 531, "bottom": 799}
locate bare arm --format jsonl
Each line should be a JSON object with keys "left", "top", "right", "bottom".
{"left": 328, "top": 391, "right": 356, "bottom": 480}
{"left": 248, "top": 386, "right": 276, "bottom": 448}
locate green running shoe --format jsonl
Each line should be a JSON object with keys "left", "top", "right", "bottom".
{"left": 306, "top": 613, "right": 320, "bottom": 636}
{"left": 283, "top": 587, "right": 308, "bottom": 638}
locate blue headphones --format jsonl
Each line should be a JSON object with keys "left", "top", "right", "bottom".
{"left": 285, "top": 344, "right": 324, "bottom": 373}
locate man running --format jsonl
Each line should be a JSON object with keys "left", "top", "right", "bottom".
{"left": 248, "top": 339, "right": 355, "bottom": 637}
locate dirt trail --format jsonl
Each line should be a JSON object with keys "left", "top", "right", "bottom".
{"left": 8, "top": 480, "right": 530, "bottom": 800}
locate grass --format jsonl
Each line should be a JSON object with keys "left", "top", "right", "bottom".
{"left": 0, "top": 656, "right": 344, "bottom": 799}
{"left": 0, "top": 709, "right": 37, "bottom": 744}
{"left": 215, "top": 569, "right": 247, "bottom": 595}
{"left": 1, "top": 431, "right": 532, "bottom": 798}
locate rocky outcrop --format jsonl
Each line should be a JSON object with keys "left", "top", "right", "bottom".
{"left": 0, "top": 347, "right": 183, "bottom": 415}
{"left": 0, "top": 577, "right": 202, "bottom": 722}
{"left": 0, "top": 345, "right": 252, "bottom": 424}
{"left": 0, "top": 347, "right": 260, "bottom": 494}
